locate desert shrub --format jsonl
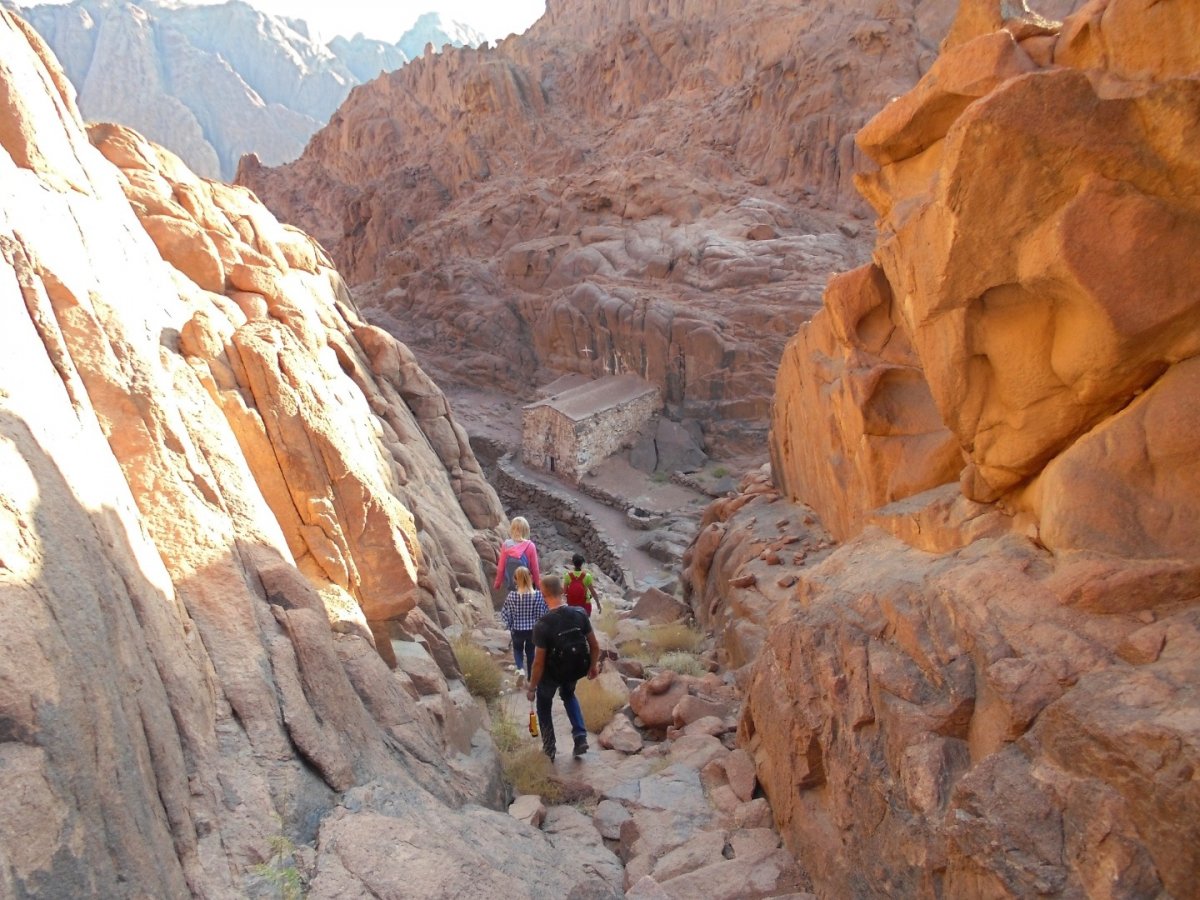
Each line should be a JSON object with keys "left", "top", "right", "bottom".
{"left": 574, "top": 678, "right": 625, "bottom": 732}
{"left": 657, "top": 651, "right": 706, "bottom": 677}
{"left": 502, "top": 746, "right": 563, "bottom": 803}
{"left": 251, "top": 833, "right": 304, "bottom": 900}
{"left": 618, "top": 638, "right": 657, "bottom": 664}
{"left": 645, "top": 622, "right": 705, "bottom": 655}
{"left": 452, "top": 638, "right": 503, "bottom": 701}
{"left": 712, "top": 466, "right": 730, "bottom": 478}
{"left": 490, "top": 707, "right": 523, "bottom": 754}
{"left": 595, "top": 607, "right": 620, "bottom": 639}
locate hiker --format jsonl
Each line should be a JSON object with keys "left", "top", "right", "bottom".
{"left": 493, "top": 516, "right": 541, "bottom": 592}
{"left": 499, "top": 566, "right": 547, "bottom": 682}
{"left": 526, "top": 574, "right": 600, "bottom": 760}
{"left": 563, "top": 552, "right": 601, "bottom": 616}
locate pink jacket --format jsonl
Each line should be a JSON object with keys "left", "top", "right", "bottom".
{"left": 493, "top": 538, "right": 541, "bottom": 589}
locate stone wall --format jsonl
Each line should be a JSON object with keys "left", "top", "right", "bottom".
{"left": 573, "top": 388, "right": 661, "bottom": 478}
{"left": 474, "top": 437, "right": 631, "bottom": 589}
{"left": 523, "top": 385, "right": 661, "bottom": 481}
{"left": 522, "top": 404, "right": 577, "bottom": 477}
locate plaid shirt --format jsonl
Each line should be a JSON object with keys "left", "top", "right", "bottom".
{"left": 500, "top": 589, "right": 549, "bottom": 631}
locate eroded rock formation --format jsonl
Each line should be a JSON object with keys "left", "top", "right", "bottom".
{"left": 0, "top": 10, "right": 619, "bottom": 896}
{"left": 243, "top": 0, "right": 972, "bottom": 455}
{"left": 687, "top": 0, "right": 1200, "bottom": 895}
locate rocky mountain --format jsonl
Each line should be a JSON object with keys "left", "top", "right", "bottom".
{"left": 685, "top": 0, "right": 1200, "bottom": 895}
{"left": 241, "top": 0, "right": 969, "bottom": 456}
{"left": 0, "top": 9, "right": 623, "bottom": 896}
{"left": 244, "top": 0, "right": 1094, "bottom": 459}
{"left": 14, "top": 0, "right": 485, "bottom": 179}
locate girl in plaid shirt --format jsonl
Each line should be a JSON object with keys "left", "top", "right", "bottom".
{"left": 500, "top": 566, "right": 548, "bottom": 681}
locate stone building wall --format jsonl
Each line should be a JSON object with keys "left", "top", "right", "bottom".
{"left": 573, "top": 389, "right": 661, "bottom": 478}
{"left": 522, "top": 385, "right": 661, "bottom": 481}
{"left": 522, "top": 405, "right": 578, "bottom": 476}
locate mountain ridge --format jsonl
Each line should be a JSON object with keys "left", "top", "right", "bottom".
{"left": 15, "top": 0, "right": 486, "bottom": 178}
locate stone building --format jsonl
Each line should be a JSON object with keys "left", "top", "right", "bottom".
{"left": 522, "top": 375, "right": 661, "bottom": 480}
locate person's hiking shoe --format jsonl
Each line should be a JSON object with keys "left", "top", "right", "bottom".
{"left": 573, "top": 734, "right": 589, "bottom": 757}
{"left": 543, "top": 739, "right": 556, "bottom": 761}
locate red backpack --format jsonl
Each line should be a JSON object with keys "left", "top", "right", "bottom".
{"left": 565, "top": 570, "right": 590, "bottom": 609}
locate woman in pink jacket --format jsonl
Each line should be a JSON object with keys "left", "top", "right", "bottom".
{"left": 494, "top": 516, "right": 541, "bottom": 592}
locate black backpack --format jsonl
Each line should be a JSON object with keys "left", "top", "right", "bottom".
{"left": 547, "top": 608, "right": 591, "bottom": 682}
{"left": 503, "top": 543, "right": 530, "bottom": 591}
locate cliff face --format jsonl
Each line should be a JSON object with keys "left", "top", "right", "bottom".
{"left": 242, "top": 0, "right": 967, "bottom": 455}
{"left": 0, "top": 11, "right": 619, "bottom": 896}
{"left": 16, "top": 1, "right": 485, "bottom": 180}
{"left": 686, "top": 1, "right": 1200, "bottom": 895}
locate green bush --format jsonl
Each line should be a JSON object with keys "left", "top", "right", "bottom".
{"left": 251, "top": 833, "right": 304, "bottom": 900}
{"left": 452, "top": 638, "right": 503, "bottom": 701}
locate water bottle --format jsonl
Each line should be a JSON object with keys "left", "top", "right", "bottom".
{"left": 528, "top": 704, "right": 539, "bottom": 737}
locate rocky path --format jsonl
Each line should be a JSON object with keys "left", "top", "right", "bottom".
{"left": 470, "top": 597, "right": 814, "bottom": 899}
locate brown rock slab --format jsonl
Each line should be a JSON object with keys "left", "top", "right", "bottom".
{"left": 672, "top": 694, "right": 732, "bottom": 727}
{"left": 631, "top": 587, "right": 691, "bottom": 624}
{"left": 724, "top": 749, "right": 758, "bottom": 802}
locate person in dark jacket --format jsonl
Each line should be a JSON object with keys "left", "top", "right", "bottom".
{"left": 526, "top": 575, "right": 600, "bottom": 760}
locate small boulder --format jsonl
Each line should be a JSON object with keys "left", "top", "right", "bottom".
{"left": 594, "top": 799, "right": 632, "bottom": 840}
{"left": 630, "top": 587, "right": 690, "bottom": 624}
{"left": 616, "top": 657, "right": 646, "bottom": 679}
{"left": 600, "top": 715, "right": 645, "bottom": 754}
{"left": 508, "top": 794, "right": 546, "bottom": 828}
{"left": 734, "top": 798, "right": 773, "bottom": 830}
{"left": 655, "top": 419, "right": 707, "bottom": 473}
{"left": 669, "top": 733, "right": 729, "bottom": 771}
{"left": 724, "top": 749, "right": 758, "bottom": 803}
{"left": 683, "top": 716, "right": 729, "bottom": 738}
{"left": 672, "top": 695, "right": 732, "bottom": 727}
{"left": 652, "top": 829, "right": 729, "bottom": 882}
{"left": 630, "top": 670, "right": 689, "bottom": 729}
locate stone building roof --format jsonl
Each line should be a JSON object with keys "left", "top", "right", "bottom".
{"left": 524, "top": 374, "right": 659, "bottom": 423}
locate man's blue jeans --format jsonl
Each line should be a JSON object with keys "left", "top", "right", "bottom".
{"left": 535, "top": 675, "right": 586, "bottom": 753}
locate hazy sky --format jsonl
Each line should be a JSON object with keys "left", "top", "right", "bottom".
{"left": 247, "top": 0, "right": 547, "bottom": 42}
{"left": 26, "top": 1, "right": 548, "bottom": 42}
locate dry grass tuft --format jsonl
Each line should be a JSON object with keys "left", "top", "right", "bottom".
{"left": 452, "top": 638, "right": 503, "bottom": 701}
{"left": 490, "top": 707, "right": 523, "bottom": 754}
{"left": 595, "top": 607, "right": 620, "bottom": 638}
{"left": 502, "top": 746, "right": 563, "bottom": 803}
{"left": 646, "top": 622, "right": 705, "bottom": 654}
{"left": 574, "top": 678, "right": 625, "bottom": 732}
{"left": 657, "top": 651, "right": 707, "bottom": 677}
{"left": 618, "top": 638, "right": 657, "bottom": 664}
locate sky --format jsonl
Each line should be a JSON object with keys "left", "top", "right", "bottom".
{"left": 25, "top": 1, "right": 548, "bottom": 42}
{"left": 243, "top": 0, "right": 547, "bottom": 42}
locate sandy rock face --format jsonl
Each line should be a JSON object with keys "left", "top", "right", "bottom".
{"left": 771, "top": 0, "right": 1200, "bottom": 557}
{"left": 687, "top": 474, "right": 1200, "bottom": 898}
{"left": 0, "top": 12, "right": 623, "bottom": 899}
{"left": 242, "top": 0, "right": 964, "bottom": 454}
{"left": 689, "top": 2, "right": 1200, "bottom": 896}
